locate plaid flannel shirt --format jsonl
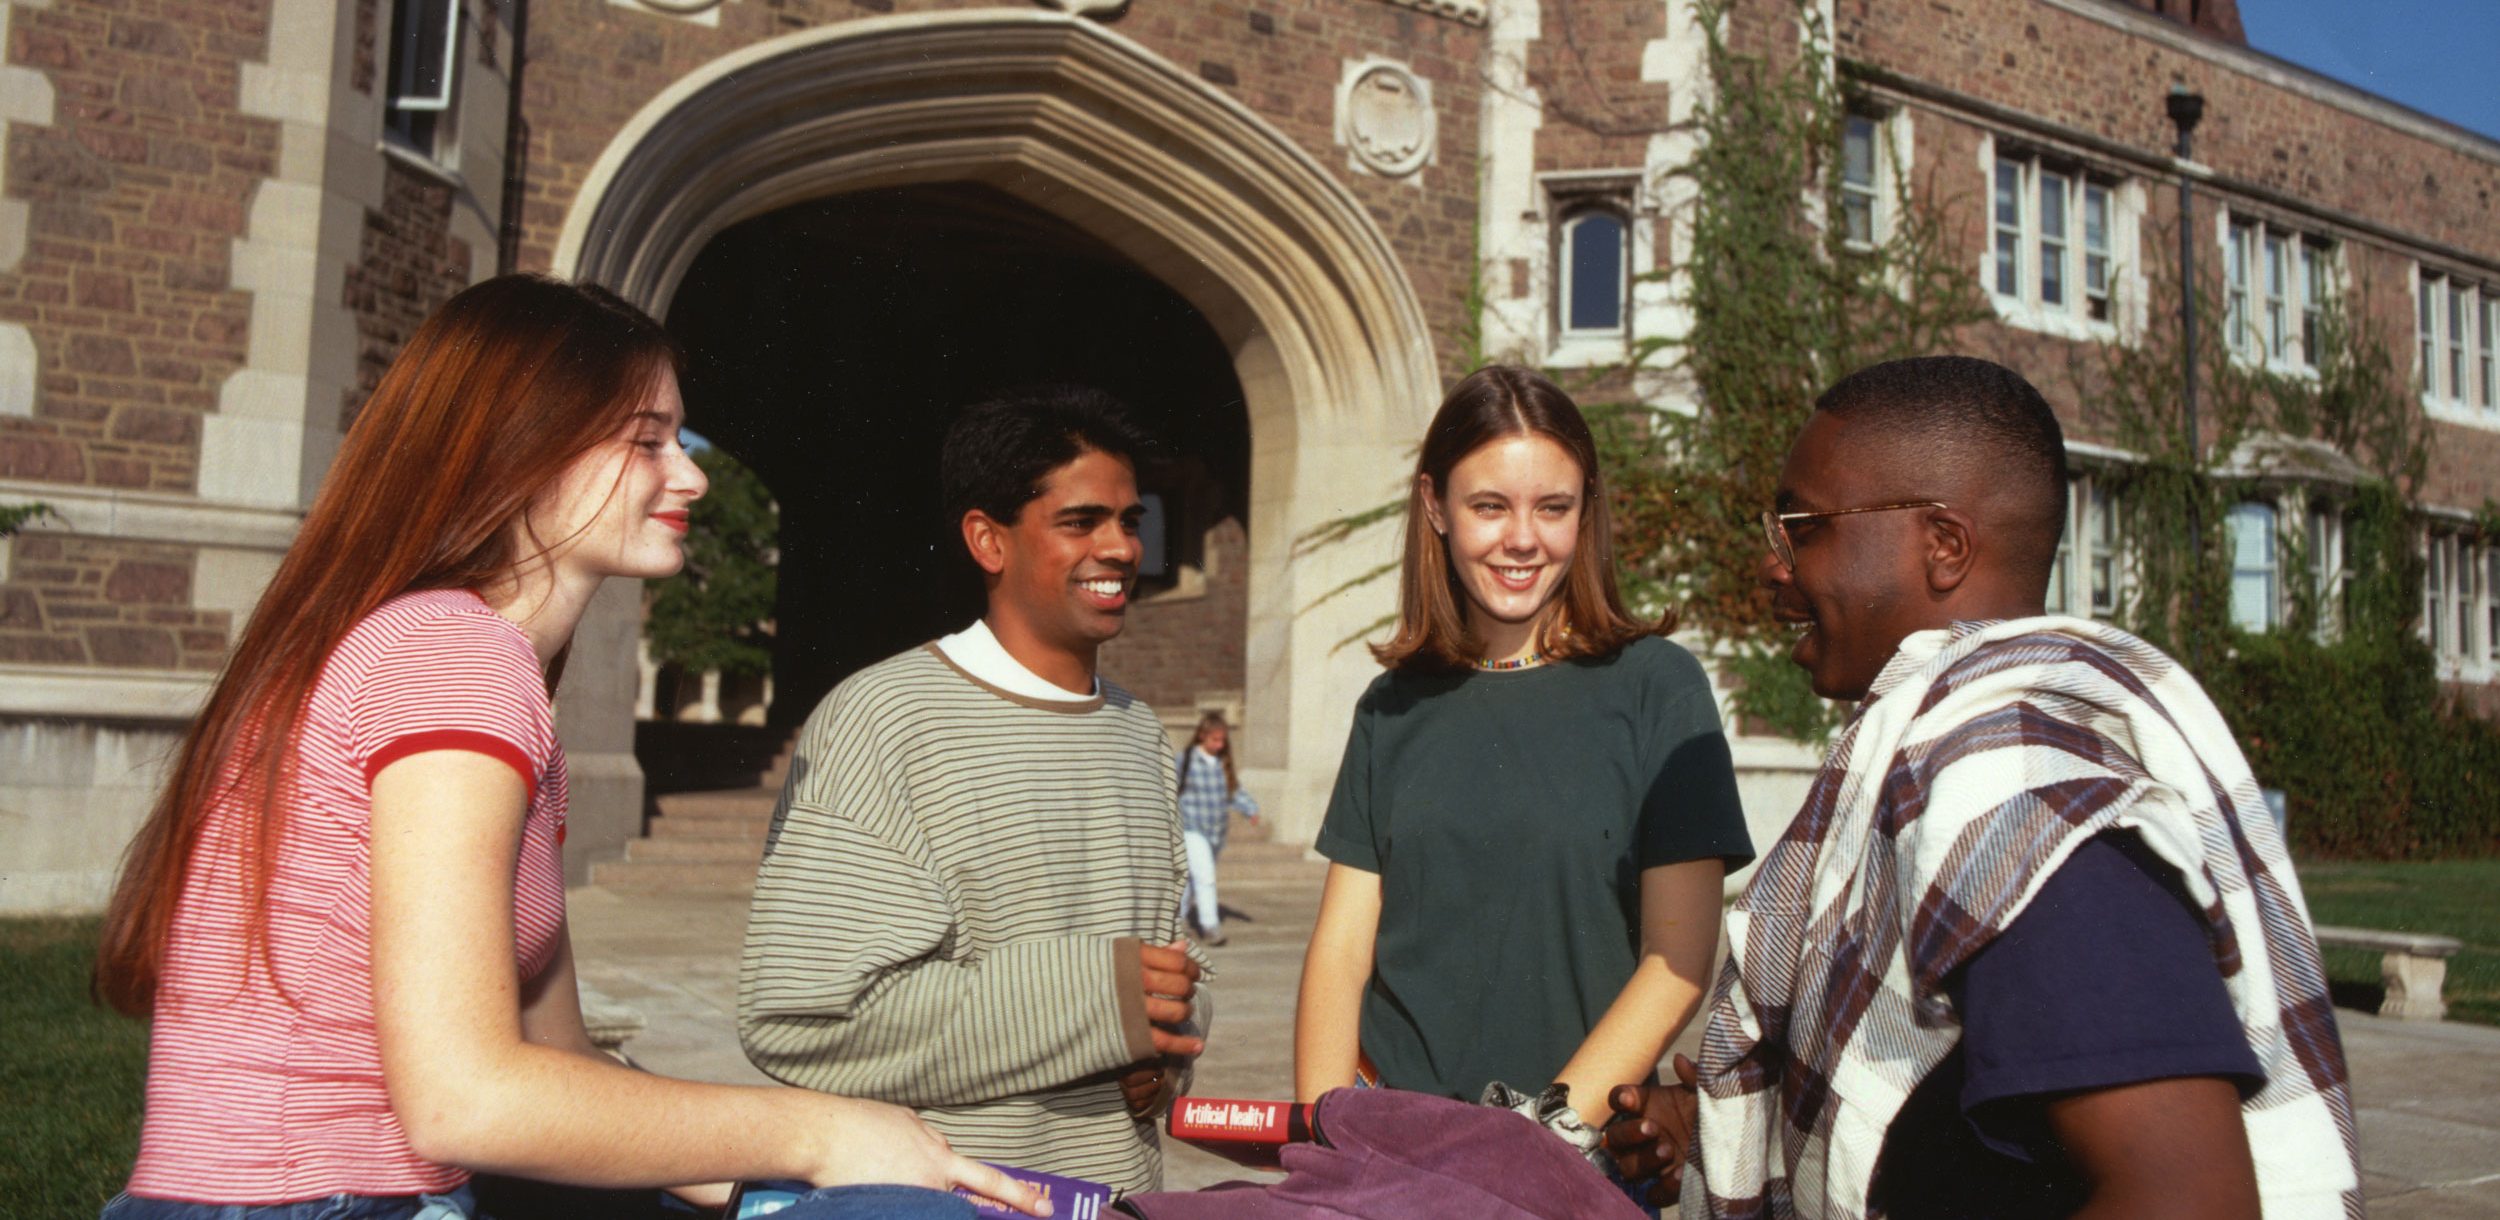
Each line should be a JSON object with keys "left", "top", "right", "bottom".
{"left": 1690, "top": 618, "right": 2361, "bottom": 1219}
{"left": 1177, "top": 746, "right": 1258, "bottom": 847}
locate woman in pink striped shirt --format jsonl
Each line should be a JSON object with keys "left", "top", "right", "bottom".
{"left": 93, "top": 275, "right": 1045, "bottom": 1220}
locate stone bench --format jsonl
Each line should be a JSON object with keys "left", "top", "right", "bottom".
{"left": 2314, "top": 925, "right": 2462, "bottom": 1021}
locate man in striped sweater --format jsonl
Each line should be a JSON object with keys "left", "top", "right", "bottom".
{"left": 739, "top": 387, "right": 1209, "bottom": 1197}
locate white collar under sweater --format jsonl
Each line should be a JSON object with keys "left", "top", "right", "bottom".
{"left": 932, "top": 619, "right": 1099, "bottom": 703}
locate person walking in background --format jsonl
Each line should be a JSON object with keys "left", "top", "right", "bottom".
{"left": 90, "top": 275, "right": 1042, "bottom": 1220}
{"left": 1176, "top": 713, "right": 1260, "bottom": 947}
{"left": 1291, "top": 365, "right": 1753, "bottom": 1205}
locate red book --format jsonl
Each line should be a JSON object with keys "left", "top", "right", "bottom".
{"left": 1165, "top": 1096, "right": 1321, "bottom": 1170}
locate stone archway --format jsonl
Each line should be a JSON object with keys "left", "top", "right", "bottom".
{"left": 555, "top": 8, "right": 1437, "bottom": 851}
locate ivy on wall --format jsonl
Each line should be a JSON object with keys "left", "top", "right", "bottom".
{"left": 2074, "top": 245, "right": 2496, "bottom": 858}
{"left": 0, "top": 503, "right": 55, "bottom": 537}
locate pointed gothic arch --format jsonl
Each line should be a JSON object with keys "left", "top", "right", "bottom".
{"left": 554, "top": 8, "right": 1436, "bottom": 842}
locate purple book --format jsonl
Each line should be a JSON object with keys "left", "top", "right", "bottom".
{"left": 959, "top": 1163, "right": 1114, "bottom": 1218}
{"left": 728, "top": 1164, "right": 1113, "bottom": 1220}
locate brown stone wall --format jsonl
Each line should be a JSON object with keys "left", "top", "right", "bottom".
{"left": 1529, "top": 3, "right": 1673, "bottom": 175}
{"left": 506, "top": 0, "right": 1489, "bottom": 378}
{"left": 1, "top": 0, "right": 273, "bottom": 493}
{"left": 342, "top": 158, "right": 475, "bottom": 426}
{"left": 1100, "top": 516, "right": 1251, "bottom": 717}
{"left": 0, "top": 532, "right": 230, "bottom": 668}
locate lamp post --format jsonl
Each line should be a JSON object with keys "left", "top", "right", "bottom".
{"left": 2167, "top": 86, "right": 2205, "bottom": 657}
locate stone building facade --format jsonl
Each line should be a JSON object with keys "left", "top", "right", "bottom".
{"left": 2, "top": 0, "right": 2493, "bottom": 911}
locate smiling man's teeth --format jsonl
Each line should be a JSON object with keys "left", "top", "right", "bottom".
{"left": 1081, "top": 579, "right": 1124, "bottom": 597}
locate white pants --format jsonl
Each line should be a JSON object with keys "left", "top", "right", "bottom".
{"left": 1182, "top": 830, "right": 1221, "bottom": 933}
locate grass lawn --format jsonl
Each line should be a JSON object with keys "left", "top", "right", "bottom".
{"left": 1, "top": 919, "right": 147, "bottom": 1219}
{"left": 2297, "top": 858, "right": 2500, "bottom": 1027}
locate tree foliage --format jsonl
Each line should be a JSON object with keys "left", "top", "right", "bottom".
{"left": 644, "top": 446, "right": 777, "bottom": 678}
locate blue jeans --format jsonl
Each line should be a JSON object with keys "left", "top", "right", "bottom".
{"left": 102, "top": 1184, "right": 970, "bottom": 1220}
{"left": 100, "top": 1185, "right": 477, "bottom": 1219}
{"left": 767, "top": 1185, "right": 975, "bottom": 1219}
{"left": 1599, "top": 1156, "right": 1664, "bottom": 1220}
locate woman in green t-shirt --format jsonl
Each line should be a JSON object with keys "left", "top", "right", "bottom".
{"left": 1292, "top": 365, "right": 1754, "bottom": 1171}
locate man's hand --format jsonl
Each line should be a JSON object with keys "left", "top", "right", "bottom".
{"left": 1138, "top": 940, "right": 1206, "bottom": 1058}
{"left": 1118, "top": 1058, "right": 1181, "bottom": 1120}
{"left": 1601, "top": 1053, "right": 1700, "bottom": 1207}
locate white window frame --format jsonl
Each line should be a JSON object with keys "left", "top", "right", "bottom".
{"left": 2418, "top": 267, "right": 2500, "bottom": 428}
{"left": 1983, "top": 140, "right": 2131, "bottom": 340}
{"left": 2301, "top": 243, "right": 2330, "bottom": 369}
{"left": 2425, "top": 528, "right": 2448, "bottom": 655}
{"left": 1840, "top": 111, "right": 1882, "bottom": 252}
{"left": 2471, "top": 539, "right": 2491, "bottom": 670}
{"left": 382, "top": 0, "right": 462, "bottom": 165}
{"left": 2227, "top": 501, "right": 2281, "bottom": 634}
{"left": 2221, "top": 215, "right": 2334, "bottom": 373}
{"left": 2047, "top": 473, "right": 2126, "bottom": 621}
{"left": 1557, "top": 207, "right": 1630, "bottom": 338}
{"left": 2487, "top": 547, "right": 2499, "bottom": 667}
{"left": 2422, "top": 529, "right": 2495, "bottom": 682}
{"left": 1541, "top": 172, "right": 1650, "bottom": 368}
{"left": 2305, "top": 500, "right": 2344, "bottom": 640}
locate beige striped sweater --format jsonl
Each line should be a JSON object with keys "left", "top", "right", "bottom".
{"left": 738, "top": 644, "right": 1205, "bottom": 1195}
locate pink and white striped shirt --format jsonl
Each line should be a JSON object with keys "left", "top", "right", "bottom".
{"left": 129, "top": 588, "right": 570, "bottom": 1203}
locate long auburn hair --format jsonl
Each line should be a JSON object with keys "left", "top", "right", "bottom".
{"left": 1373, "top": 365, "right": 1672, "bottom": 672}
{"left": 94, "top": 274, "right": 680, "bottom": 1017}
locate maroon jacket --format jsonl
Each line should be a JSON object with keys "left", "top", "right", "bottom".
{"left": 1122, "top": 1088, "right": 1645, "bottom": 1220}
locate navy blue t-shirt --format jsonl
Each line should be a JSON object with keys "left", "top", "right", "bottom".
{"left": 1869, "top": 831, "right": 2265, "bottom": 1218}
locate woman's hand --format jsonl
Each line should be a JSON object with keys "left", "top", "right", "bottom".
{"left": 797, "top": 1095, "right": 1053, "bottom": 1217}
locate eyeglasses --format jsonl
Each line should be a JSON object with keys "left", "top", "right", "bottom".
{"left": 1760, "top": 501, "right": 1950, "bottom": 571}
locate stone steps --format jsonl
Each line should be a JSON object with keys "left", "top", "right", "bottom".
{"left": 590, "top": 859, "right": 768, "bottom": 891}
{"left": 654, "top": 789, "right": 779, "bottom": 819}
{"left": 625, "top": 835, "right": 771, "bottom": 863}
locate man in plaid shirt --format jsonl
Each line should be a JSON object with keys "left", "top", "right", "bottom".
{"left": 1604, "top": 357, "right": 2359, "bottom": 1219}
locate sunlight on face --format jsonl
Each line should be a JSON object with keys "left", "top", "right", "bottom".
{"left": 1424, "top": 433, "right": 1584, "bottom": 634}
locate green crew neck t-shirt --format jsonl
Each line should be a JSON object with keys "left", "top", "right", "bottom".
{"left": 1314, "top": 635, "right": 1754, "bottom": 1105}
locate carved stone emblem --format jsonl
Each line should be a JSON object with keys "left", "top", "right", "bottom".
{"left": 1336, "top": 59, "right": 1435, "bottom": 179}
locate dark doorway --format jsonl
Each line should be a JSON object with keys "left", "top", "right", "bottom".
{"left": 667, "top": 183, "right": 1252, "bottom": 726}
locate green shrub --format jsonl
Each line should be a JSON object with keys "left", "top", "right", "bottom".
{"left": 2212, "top": 627, "right": 2500, "bottom": 859}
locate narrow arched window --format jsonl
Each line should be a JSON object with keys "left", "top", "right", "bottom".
{"left": 1559, "top": 209, "right": 1627, "bottom": 334}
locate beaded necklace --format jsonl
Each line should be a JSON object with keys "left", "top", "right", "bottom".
{"left": 1474, "top": 622, "right": 1568, "bottom": 671}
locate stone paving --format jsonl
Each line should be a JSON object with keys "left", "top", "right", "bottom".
{"left": 569, "top": 842, "right": 2500, "bottom": 1213}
